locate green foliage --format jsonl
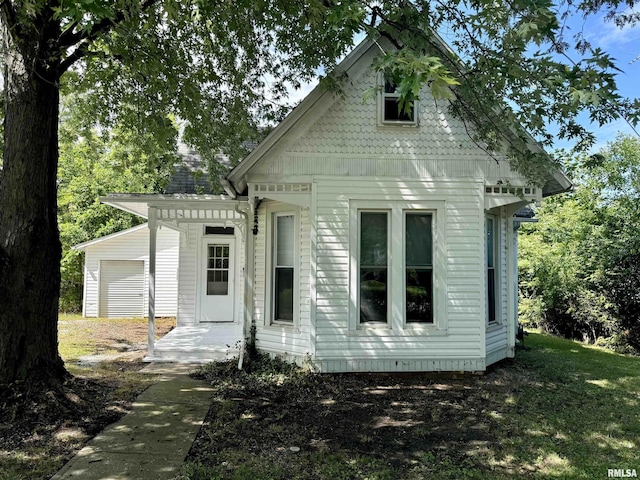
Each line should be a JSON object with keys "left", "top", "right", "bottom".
{"left": 57, "top": 95, "right": 179, "bottom": 311}
{"left": 519, "top": 134, "right": 640, "bottom": 353}
{"left": 9, "top": 0, "right": 638, "bottom": 184}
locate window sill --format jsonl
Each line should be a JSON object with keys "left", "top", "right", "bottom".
{"left": 348, "top": 326, "right": 448, "bottom": 337}
{"left": 377, "top": 121, "right": 419, "bottom": 129}
{"left": 486, "top": 323, "right": 505, "bottom": 333}
{"left": 401, "top": 325, "right": 448, "bottom": 336}
{"left": 266, "top": 322, "right": 300, "bottom": 334}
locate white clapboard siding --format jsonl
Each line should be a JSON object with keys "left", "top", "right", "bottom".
{"left": 252, "top": 201, "right": 311, "bottom": 357}
{"left": 81, "top": 225, "right": 179, "bottom": 318}
{"left": 177, "top": 224, "right": 198, "bottom": 325}
{"left": 238, "top": 39, "right": 536, "bottom": 372}
{"left": 99, "top": 260, "right": 145, "bottom": 317}
{"left": 308, "top": 177, "right": 485, "bottom": 372}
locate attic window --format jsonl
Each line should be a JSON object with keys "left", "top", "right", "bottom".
{"left": 381, "top": 78, "right": 417, "bottom": 125}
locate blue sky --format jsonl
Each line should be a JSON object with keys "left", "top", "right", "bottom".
{"left": 561, "top": 8, "right": 640, "bottom": 152}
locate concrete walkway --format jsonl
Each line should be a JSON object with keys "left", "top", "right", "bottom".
{"left": 52, "top": 364, "right": 213, "bottom": 480}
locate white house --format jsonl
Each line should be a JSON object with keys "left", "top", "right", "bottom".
{"left": 74, "top": 224, "right": 180, "bottom": 318}
{"left": 99, "top": 37, "right": 571, "bottom": 371}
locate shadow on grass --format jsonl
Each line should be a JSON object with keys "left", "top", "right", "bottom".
{"left": 180, "top": 333, "right": 640, "bottom": 480}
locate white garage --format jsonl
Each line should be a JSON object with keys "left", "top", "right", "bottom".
{"left": 98, "top": 260, "right": 145, "bottom": 317}
{"left": 74, "top": 224, "right": 180, "bottom": 318}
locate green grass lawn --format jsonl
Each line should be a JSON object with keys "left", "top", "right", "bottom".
{"left": 180, "top": 332, "right": 640, "bottom": 480}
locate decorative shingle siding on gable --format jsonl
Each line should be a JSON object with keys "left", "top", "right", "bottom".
{"left": 250, "top": 61, "right": 530, "bottom": 186}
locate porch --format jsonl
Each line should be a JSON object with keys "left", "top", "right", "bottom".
{"left": 144, "top": 325, "right": 244, "bottom": 363}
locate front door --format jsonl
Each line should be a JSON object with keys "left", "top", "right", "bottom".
{"left": 199, "top": 237, "right": 235, "bottom": 322}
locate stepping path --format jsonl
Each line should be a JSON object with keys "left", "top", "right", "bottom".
{"left": 52, "top": 363, "right": 212, "bottom": 480}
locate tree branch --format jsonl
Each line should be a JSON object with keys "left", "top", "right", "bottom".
{"left": 0, "top": 0, "right": 23, "bottom": 43}
{"left": 57, "top": 0, "right": 159, "bottom": 74}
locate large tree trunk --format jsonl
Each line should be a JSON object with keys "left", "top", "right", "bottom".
{"left": 0, "top": 11, "right": 67, "bottom": 386}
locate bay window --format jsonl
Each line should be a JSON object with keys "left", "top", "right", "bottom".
{"left": 351, "top": 201, "right": 444, "bottom": 331}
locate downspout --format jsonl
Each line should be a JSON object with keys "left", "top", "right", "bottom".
{"left": 235, "top": 200, "right": 247, "bottom": 370}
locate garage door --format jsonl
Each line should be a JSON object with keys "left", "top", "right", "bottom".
{"left": 99, "top": 260, "right": 145, "bottom": 318}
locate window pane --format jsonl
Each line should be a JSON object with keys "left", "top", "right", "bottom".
{"left": 486, "top": 218, "right": 494, "bottom": 268}
{"left": 207, "top": 270, "right": 228, "bottom": 295}
{"left": 360, "top": 212, "right": 388, "bottom": 323}
{"left": 360, "top": 268, "right": 387, "bottom": 322}
{"left": 384, "top": 79, "right": 398, "bottom": 94}
{"left": 384, "top": 98, "right": 415, "bottom": 122}
{"left": 488, "top": 268, "right": 496, "bottom": 322}
{"left": 406, "top": 213, "right": 432, "bottom": 266}
{"left": 360, "top": 212, "right": 387, "bottom": 266}
{"left": 275, "top": 267, "right": 294, "bottom": 321}
{"left": 406, "top": 268, "right": 433, "bottom": 323}
{"left": 276, "top": 215, "right": 294, "bottom": 267}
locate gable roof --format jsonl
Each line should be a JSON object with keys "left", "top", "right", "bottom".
{"left": 226, "top": 36, "right": 571, "bottom": 197}
{"left": 226, "top": 39, "right": 373, "bottom": 195}
{"left": 72, "top": 223, "right": 149, "bottom": 250}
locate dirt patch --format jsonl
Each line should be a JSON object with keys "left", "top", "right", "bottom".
{"left": 183, "top": 356, "right": 532, "bottom": 479}
{"left": 59, "top": 316, "right": 175, "bottom": 363}
{"left": 0, "top": 316, "right": 175, "bottom": 479}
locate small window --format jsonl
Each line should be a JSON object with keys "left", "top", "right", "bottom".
{"left": 486, "top": 216, "right": 497, "bottom": 323}
{"left": 359, "top": 211, "right": 389, "bottom": 323}
{"left": 382, "top": 78, "right": 416, "bottom": 124}
{"left": 273, "top": 213, "right": 294, "bottom": 322}
{"left": 405, "top": 212, "right": 433, "bottom": 323}
{"left": 205, "top": 226, "right": 234, "bottom": 235}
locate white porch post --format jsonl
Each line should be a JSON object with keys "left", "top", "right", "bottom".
{"left": 148, "top": 207, "right": 158, "bottom": 358}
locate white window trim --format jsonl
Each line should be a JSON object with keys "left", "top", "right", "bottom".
{"left": 264, "top": 203, "right": 300, "bottom": 329}
{"left": 485, "top": 213, "right": 501, "bottom": 326}
{"left": 349, "top": 200, "right": 446, "bottom": 333}
{"left": 377, "top": 74, "right": 419, "bottom": 127}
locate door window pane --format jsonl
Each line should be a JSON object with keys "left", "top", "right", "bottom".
{"left": 206, "top": 243, "right": 229, "bottom": 295}
{"left": 405, "top": 213, "right": 433, "bottom": 323}
{"left": 360, "top": 212, "right": 388, "bottom": 323}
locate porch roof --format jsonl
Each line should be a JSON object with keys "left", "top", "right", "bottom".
{"left": 100, "top": 193, "right": 248, "bottom": 219}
